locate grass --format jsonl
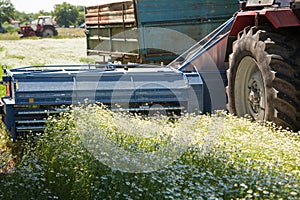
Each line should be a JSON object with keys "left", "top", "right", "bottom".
{"left": 0, "top": 65, "right": 10, "bottom": 98}
{"left": 79, "top": 57, "right": 96, "bottom": 64}
{"left": 0, "top": 105, "right": 299, "bottom": 199}
{"left": 0, "top": 28, "right": 85, "bottom": 40}
{"left": 6, "top": 54, "right": 25, "bottom": 60}
{"left": 0, "top": 32, "right": 20, "bottom": 40}
{"left": 56, "top": 28, "right": 85, "bottom": 38}
{"left": 0, "top": 38, "right": 86, "bottom": 68}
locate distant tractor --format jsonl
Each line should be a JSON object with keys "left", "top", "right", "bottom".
{"left": 18, "top": 16, "right": 58, "bottom": 38}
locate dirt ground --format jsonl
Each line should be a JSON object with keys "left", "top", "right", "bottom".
{"left": 0, "top": 38, "right": 87, "bottom": 68}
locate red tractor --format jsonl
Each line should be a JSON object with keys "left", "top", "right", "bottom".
{"left": 18, "top": 16, "right": 58, "bottom": 38}
{"left": 170, "top": 0, "right": 300, "bottom": 130}
{"left": 225, "top": 0, "right": 300, "bottom": 130}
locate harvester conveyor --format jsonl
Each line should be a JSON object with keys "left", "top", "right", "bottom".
{"left": 1, "top": 64, "right": 204, "bottom": 140}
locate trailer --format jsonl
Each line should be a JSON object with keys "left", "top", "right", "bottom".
{"left": 85, "top": 0, "right": 239, "bottom": 64}
{"left": 1, "top": 0, "right": 300, "bottom": 141}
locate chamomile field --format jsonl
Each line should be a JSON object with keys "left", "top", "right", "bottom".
{"left": 0, "top": 36, "right": 299, "bottom": 199}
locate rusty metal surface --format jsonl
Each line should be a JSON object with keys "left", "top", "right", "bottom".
{"left": 85, "top": 1, "right": 135, "bottom": 25}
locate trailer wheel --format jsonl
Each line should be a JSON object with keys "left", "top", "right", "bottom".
{"left": 42, "top": 28, "right": 54, "bottom": 37}
{"left": 227, "top": 26, "right": 300, "bottom": 130}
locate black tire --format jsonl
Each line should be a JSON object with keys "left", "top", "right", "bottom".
{"left": 227, "top": 26, "right": 300, "bottom": 130}
{"left": 54, "top": 29, "right": 58, "bottom": 36}
{"left": 42, "top": 28, "right": 54, "bottom": 37}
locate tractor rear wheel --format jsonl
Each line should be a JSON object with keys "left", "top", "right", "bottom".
{"left": 42, "top": 28, "right": 54, "bottom": 37}
{"left": 227, "top": 26, "right": 300, "bottom": 130}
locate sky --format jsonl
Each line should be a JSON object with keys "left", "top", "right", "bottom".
{"left": 10, "top": 0, "right": 125, "bottom": 13}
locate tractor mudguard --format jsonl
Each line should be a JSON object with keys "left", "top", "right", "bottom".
{"left": 229, "top": 8, "right": 300, "bottom": 36}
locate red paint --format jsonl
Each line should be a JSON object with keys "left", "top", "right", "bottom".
{"left": 229, "top": 11, "right": 256, "bottom": 36}
{"left": 6, "top": 83, "right": 11, "bottom": 97}
{"left": 229, "top": 9, "right": 300, "bottom": 36}
{"left": 261, "top": 9, "right": 300, "bottom": 28}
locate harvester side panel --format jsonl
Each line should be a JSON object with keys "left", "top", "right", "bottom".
{"left": 1, "top": 64, "right": 204, "bottom": 141}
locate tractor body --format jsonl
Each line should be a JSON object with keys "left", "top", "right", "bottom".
{"left": 18, "top": 16, "right": 58, "bottom": 38}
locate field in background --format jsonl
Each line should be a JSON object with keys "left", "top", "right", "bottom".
{"left": 0, "top": 37, "right": 92, "bottom": 68}
{"left": 0, "top": 28, "right": 86, "bottom": 40}
{"left": 56, "top": 28, "right": 86, "bottom": 38}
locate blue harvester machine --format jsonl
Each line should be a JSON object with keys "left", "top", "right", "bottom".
{"left": 0, "top": 63, "right": 206, "bottom": 141}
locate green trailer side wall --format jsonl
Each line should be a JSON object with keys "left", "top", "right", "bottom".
{"left": 86, "top": 0, "right": 239, "bottom": 63}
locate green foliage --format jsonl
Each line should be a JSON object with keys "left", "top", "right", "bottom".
{"left": 53, "top": 2, "right": 79, "bottom": 28}
{"left": 77, "top": 5, "right": 85, "bottom": 13}
{"left": 0, "top": 31, "right": 19, "bottom": 40}
{"left": 54, "top": 28, "right": 85, "bottom": 38}
{"left": 0, "top": 105, "right": 299, "bottom": 199}
{"left": 0, "top": 0, "right": 15, "bottom": 24}
{"left": 1, "top": 22, "right": 19, "bottom": 34}
{"left": 0, "top": 28, "right": 84, "bottom": 40}
{"left": 6, "top": 54, "right": 25, "bottom": 59}
{"left": 28, "top": 62, "right": 45, "bottom": 66}
{"left": 79, "top": 57, "right": 96, "bottom": 64}
{"left": 2, "top": 24, "right": 18, "bottom": 33}
{"left": 77, "top": 11, "right": 85, "bottom": 27}
{"left": 13, "top": 11, "right": 32, "bottom": 24}
{"left": 0, "top": 65, "right": 11, "bottom": 97}
{"left": 13, "top": 11, "right": 52, "bottom": 25}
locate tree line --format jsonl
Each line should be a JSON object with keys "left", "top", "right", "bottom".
{"left": 0, "top": 0, "right": 85, "bottom": 28}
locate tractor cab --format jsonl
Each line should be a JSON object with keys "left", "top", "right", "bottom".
{"left": 37, "top": 16, "right": 56, "bottom": 27}
{"left": 35, "top": 16, "right": 56, "bottom": 32}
